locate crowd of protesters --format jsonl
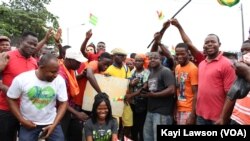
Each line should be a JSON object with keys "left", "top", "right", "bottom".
{"left": 0, "top": 18, "right": 250, "bottom": 141}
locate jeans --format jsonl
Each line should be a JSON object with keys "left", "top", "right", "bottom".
{"left": 196, "top": 115, "right": 215, "bottom": 125}
{"left": 143, "top": 112, "right": 173, "bottom": 141}
{"left": 0, "top": 109, "right": 19, "bottom": 141}
{"left": 19, "top": 124, "right": 64, "bottom": 141}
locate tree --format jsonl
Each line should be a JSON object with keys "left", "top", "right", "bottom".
{"left": 0, "top": 0, "right": 59, "bottom": 46}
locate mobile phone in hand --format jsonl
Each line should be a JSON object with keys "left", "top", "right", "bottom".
{"left": 39, "top": 130, "right": 48, "bottom": 139}
{"left": 140, "top": 88, "right": 149, "bottom": 94}
{"left": 237, "top": 52, "right": 243, "bottom": 62}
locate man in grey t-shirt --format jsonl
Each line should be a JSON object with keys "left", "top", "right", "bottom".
{"left": 142, "top": 52, "right": 176, "bottom": 141}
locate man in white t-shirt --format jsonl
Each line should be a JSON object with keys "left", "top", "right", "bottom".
{"left": 7, "top": 53, "right": 68, "bottom": 141}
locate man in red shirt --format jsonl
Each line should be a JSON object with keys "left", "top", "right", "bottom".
{"left": 0, "top": 31, "right": 39, "bottom": 141}
{"left": 196, "top": 34, "right": 236, "bottom": 125}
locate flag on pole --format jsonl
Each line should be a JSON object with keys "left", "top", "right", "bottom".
{"left": 170, "top": 45, "right": 176, "bottom": 55}
{"left": 89, "top": 13, "right": 98, "bottom": 26}
{"left": 157, "top": 10, "right": 164, "bottom": 20}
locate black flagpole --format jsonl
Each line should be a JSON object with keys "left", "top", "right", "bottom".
{"left": 147, "top": 0, "right": 192, "bottom": 49}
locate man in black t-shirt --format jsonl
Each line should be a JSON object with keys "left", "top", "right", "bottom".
{"left": 142, "top": 52, "right": 176, "bottom": 141}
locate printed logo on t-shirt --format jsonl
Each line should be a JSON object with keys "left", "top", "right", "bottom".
{"left": 27, "top": 86, "right": 55, "bottom": 109}
{"left": 178, "top": 72, "right": 188, "bottom": 101}
{"left": 148, "top": 78, "right": 157, "bottom": 92}
{"left": 93, "top": 129, "right": 112, "bottom": 141}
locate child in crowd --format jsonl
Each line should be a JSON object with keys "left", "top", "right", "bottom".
{"left": 84, "top": 93, "right": 118, "bottom": 141}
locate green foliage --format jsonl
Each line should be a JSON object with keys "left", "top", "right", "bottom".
{"left": 0, "top": 0, "right": 59, "bottom": 45}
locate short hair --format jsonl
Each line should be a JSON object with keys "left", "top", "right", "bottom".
{"left": 87, "top": 43, "right": 96, "bottom": 54}
{"left": 208, "top": 33, "right": 221, "bottom": 44}
{"left": 130, "top": 53, "right": 136, "bottom": 59}
{"left": 38, "top": 53, "right": 58, "bottom": 67}
{"left": 21, "top": 31, "right": 37, "bottom": 40}
{"left": 88, "top": 43, "right": 96, "bottom": 48}
{"left": 99, "top": 52, "right": 112, "bottom": 60}
{"left": 98, "top": 41, "right": 105, "bottom": 45}
{"left": 175, "top": 43, "right": 189, "bottom": 52}
{"left": 91, "top": 93, "right": 113, "bottom": 124}
{"left": 149, "top": 52, "right": 160, "bottom": 58}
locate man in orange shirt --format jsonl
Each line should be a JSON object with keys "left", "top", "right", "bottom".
{"left": 175, "top": 43, "right": 198, "bottom": 125}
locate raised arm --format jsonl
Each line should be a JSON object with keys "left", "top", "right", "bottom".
{"left": 34, "top": 28, "right": 53, "bottom": 54}
{"left": 171, "top": 19, "right": 200, "bottom": 57}
{"left": 53, "top": 28, "right": 64, "bottom": 59}
{"left": 80, "top": 29, "right": 92, "bottom": 58}
{"left": 151, "top": 20, "right": 171, "bottom": 52}
{"left": 152, "top": 32, "right": 174, "bottom": 70}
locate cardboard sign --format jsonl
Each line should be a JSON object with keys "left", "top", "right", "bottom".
{"left": 82, "top": 74, "right": 129, "bottom": 117}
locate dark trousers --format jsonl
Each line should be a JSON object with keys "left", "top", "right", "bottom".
{"left": 130, "top": 104, "right": 147, "bottom": 141}
{"left": 196, "top": 115, "right": 215, "bottom": 125}
{"left": 61, "top": 111, "right": 84, "bottom": 141}
{"left": 0, "top": 110, "right": 19, "bottom": 141}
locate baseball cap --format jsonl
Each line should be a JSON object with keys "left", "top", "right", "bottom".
{"left": 65, "top": 48, "right": 85, "bottom": 62}
{"left": 111, "top": 48, "right": 127, "bottom": 55}
{"left": 0, "top": 36, "right": 10, "bottom": 42}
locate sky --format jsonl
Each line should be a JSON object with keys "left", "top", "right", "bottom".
{"left": 43, "top": 0, "right": 250, "bottom": 53}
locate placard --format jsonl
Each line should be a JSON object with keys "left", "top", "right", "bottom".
{"left": 82, "top": 74, "right": 129, "bottom": 117}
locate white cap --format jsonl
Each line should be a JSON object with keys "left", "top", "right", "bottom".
{"left": 111, "top": 48, "right": 127, "bottom": 55}
{"left": 65, "top": 48, "right": 85, "bottom": 62}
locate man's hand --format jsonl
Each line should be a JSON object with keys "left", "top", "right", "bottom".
{"left": 44, "top": 28, "right": 54, "bottom": 42}
{"left": 130, "top": 78, "right": 140, "bottom": 86}
{"left": 41, "top": 124, "right": 56, "bottom": 139}
{"left": 125, "top": 94, "right": 133, "bottom": 101}
{"left": 86, "top": 29, "right": 92, "bottom": 39}
{"left": 54, "top": 28, "right": 62, "bottom": 43}
{"left": 75, "top": 111, "right": 89, "bottom": 121}
{"left": 214, "top": 118, "right": 225, "bottom": 125}
{"left": 170, "top": 18, "right": 181, "bottom": 28}
{"left": 0, "top": 83, "right": 8, "bottom": 93}
{"left": 0, "top": 52, "right": 9, "bottom": 71}
{"left": 140, "top": 91, "right": 153, "bottom": 98}
{"left": 20, "top": 119, "right": 36, "bottom": 129}
{"left": 163, "top": 19, "right": 171, "bottom": 29}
